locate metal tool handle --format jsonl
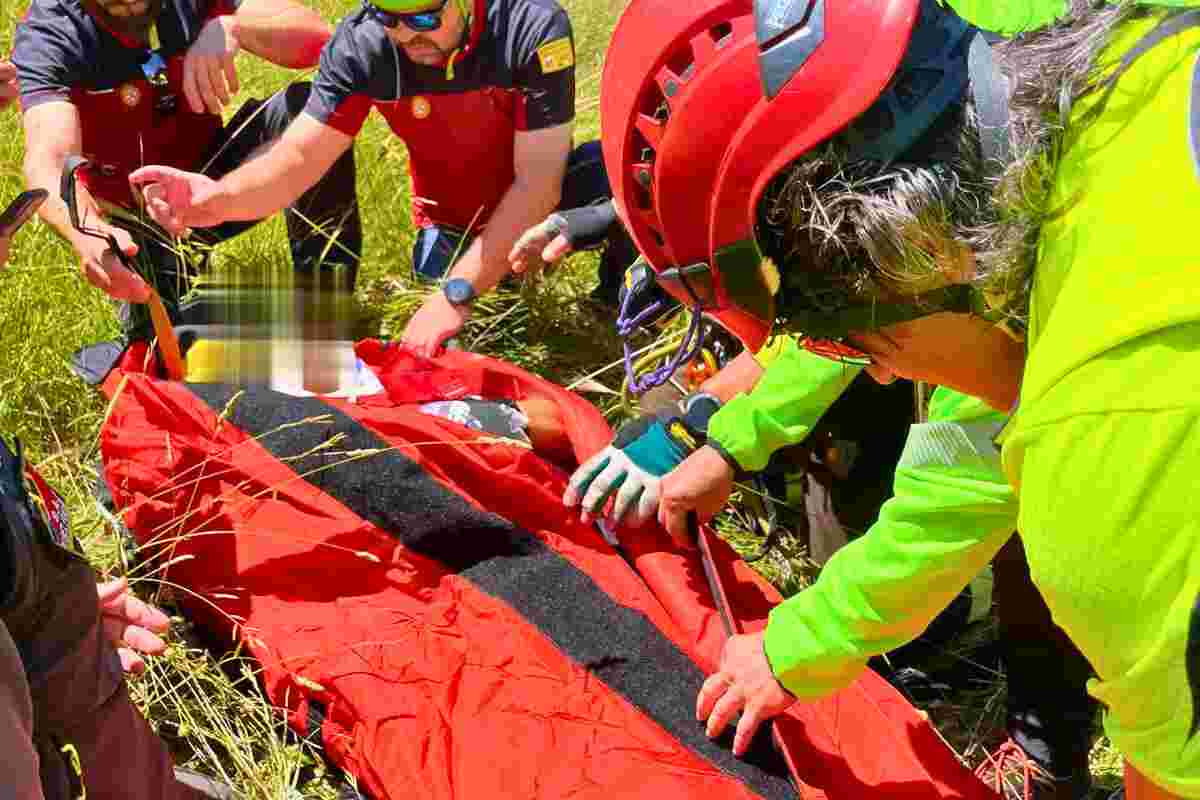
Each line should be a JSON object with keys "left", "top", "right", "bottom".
{"left": 688, "top": 511, "right": 823, "bottom": 799}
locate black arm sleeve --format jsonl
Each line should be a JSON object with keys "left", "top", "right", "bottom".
{"left": 546, "top": 199, "right": 617, "bottom": 250}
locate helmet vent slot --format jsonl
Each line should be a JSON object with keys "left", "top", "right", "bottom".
{"left": 631, "top": 128, "right": 655, "bottom": 165}
{"left": 665, "top": 44, "right": 696, "bottom": 83}
{"left": 639, "top": 82, "right": 669, "bottom": 121}
{"left": 709, "top": 22, "right": 734, "bottom": 48}
{"left": 632, "top": 177, "right": 652, "bottom": 211}
{"left": 630, "top": 125, "right": 655, "bottom": 212}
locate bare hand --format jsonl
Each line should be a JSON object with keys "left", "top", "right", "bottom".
{"left": 129, "top": 166, "right": 223, "bottom": 235}
{"left": 696, "top": 631, "right": 795, "bottom": 757}
{"left": 97, "top": 578, "right": 171, "bottom": 675}
{"left": 0, "top": 235, "right": 10, "bottom": 268}
{"left": 74, "top": 226, "right": 150, "bottom": 302}
{"left": 508, "top": 218, "right": 572, "bottom": 276}
{"left": 657, "top": 445, "right": 736, "bottom": 547}
{"left": 0, "top": 61, "right": 17, "bottom": 110}
{"left": 400, "top": 291, "right": 470, "bottom": 358}
{"left": 183, "top": 16, "right": 240, "bottom": 115}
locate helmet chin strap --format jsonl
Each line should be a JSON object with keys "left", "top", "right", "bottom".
{"left": 442, "top": 0, "right": 472, "bottom": 80}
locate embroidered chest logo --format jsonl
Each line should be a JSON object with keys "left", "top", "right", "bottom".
{"left": 411, "top": 96, "right": 432, "bottom": 119}
{"left": 119, "top": 83, "right": 143, "bottom": 108}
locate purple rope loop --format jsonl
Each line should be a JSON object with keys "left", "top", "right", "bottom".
{"left": 616, "top": 286, "right": 707, "bottom": 395}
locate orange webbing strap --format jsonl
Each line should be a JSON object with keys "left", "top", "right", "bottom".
{"left": 145, "top": 289, "right": 185, "bottom": 381}
{"left": 1125, "top": 763, "right": 1184, "bottom": 800}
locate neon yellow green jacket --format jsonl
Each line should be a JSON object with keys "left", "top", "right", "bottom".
{"left": 946, "top": 0, "right": 1200, "bottom": 35}
{"left": 753, "top": 11, "right": 1200, "bottom": 794}
{"left": 762, "top": 388, "right": 1016, "bottom": 694}
{"left": 706, "top": 339, "right": 861, "bottom": 472}
{"left": 998, "top": 13, "right": 1200, "bottom": 795}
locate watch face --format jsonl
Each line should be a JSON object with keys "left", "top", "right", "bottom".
{"left": 444, "top": 278, "right": 475, "bottom": 306}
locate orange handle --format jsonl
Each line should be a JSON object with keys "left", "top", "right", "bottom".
{"left": 146, "top": 288, "right": 185, "bottom": 381}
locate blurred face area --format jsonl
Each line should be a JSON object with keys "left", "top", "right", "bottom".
{"left": 846, "top": 311, "right": 1026, "bottom": 413}
{"left": 84, "top": 0, "right": 164, "bottom": 38}
{"left": 384, "top": 0, "right": 467, "bottom": 67}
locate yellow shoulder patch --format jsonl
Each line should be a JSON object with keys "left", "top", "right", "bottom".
{"left": 536, "top": 37, "right": 575, "bottom": 74}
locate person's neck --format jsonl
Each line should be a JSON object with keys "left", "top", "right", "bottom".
{"left": 943, "top": 320, "right": 1025, "bottom": 413}
{"left": 85, "top": 4, "right": 156, "bottom": 47}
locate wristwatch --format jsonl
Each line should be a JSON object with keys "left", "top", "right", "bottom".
{"left": 443, "top": 277, "right": 477, "bottom": 307}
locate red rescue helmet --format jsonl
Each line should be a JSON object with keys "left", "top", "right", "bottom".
{"left": 601, "top": 0, "right": 976, "bottom": 351}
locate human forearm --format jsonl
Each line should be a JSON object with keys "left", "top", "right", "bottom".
{"left": 697, "top": 350, "right": 765, "bottom": 404}
{"left": 24, "top": 147, "right": 98, "bottom": 249}
{"left": 21, "top": 104, "right": 95, "bottom": 247}
{"left": 230, "top": 0, "right": 331, "bottom": 68}
{"left": 764, "top": 417, "right": 1017, "bottom": 698}
{"left": 707, "top": 346, "right": 862, "bottom": 472}
{"left": 206, "top": 117, "right": 349, "bottom": 222}
{"left": 448, "top": 173, "right": 561, "bottom": 293}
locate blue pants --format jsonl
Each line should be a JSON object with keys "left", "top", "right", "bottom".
{"left": 412, "top": 140, "right": 614, "bottom": 281}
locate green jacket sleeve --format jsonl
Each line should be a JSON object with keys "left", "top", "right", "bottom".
{"left": 763, "top": 387, "right": 1018, "bottom": 698}
{"left": 706, "top": 344, "right": 862, "bottom": 472}
{"left": 944, "top": 1, "right": 1197, "bottom": 37}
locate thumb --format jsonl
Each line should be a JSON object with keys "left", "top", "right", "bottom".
{"left": 128, "top": 165, "right": 177, "bottom": 188}
{"left": 112, "top": 228, "right": 139, "bottom": 256}
{"left": 96, "top": 576, "right": 129, "bottom": 607}
{"left": 118, "top": 647, "right": 147, "bottom": 675}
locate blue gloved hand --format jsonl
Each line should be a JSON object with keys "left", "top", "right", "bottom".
{"left": 563, "top": 393, "right": 720, "bottom": 527}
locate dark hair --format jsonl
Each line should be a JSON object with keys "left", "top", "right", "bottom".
{"left": 756, "top": 1, "right": 1136, "bottom": 335}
